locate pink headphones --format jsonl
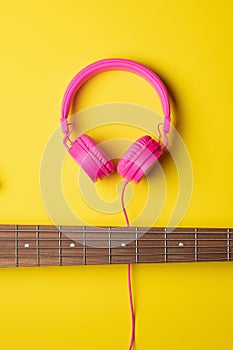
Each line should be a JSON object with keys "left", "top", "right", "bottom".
{"left": 60, "top": 58, "right": 171, "bottom": 183}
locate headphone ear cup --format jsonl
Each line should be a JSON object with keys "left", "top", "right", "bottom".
{"left": 68, "top": 134, "right": 114, "bottom": 182}
{"left": 117, "top": 135, "right": 163, "bottom": 183}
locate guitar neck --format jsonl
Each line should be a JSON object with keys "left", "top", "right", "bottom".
{"left": 0, "top": 225, "right": 232, "bottom": 268}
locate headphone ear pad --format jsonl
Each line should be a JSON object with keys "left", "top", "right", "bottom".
{"left": 68, "top": 134, "right": 114, "bottom": 182}
{"left": 117, "top": 135, "right": 163, "bottom": 183}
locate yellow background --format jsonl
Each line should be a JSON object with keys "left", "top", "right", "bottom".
{"left": 0, "top": 1, "right": 233, "bottom": 349}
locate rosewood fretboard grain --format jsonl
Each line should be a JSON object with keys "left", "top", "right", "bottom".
{"left": 0, "top": 225, "right": 232, "bottom": 267}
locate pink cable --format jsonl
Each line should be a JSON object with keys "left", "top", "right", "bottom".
{"left": 127, "top": 263, "right": 135, "bottom": 350}
{"left": 121, "top": 180, "right": 135, "bottom": 350}
{"left": 121, "top": 180, "right": 130, "bottom": 227}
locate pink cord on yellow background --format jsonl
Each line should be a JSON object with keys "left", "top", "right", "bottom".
{"left": 121, "top": 180, "right": 135, "bottom": 350}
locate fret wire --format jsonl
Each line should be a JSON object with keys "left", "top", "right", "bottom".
{"left": 58, "top": 226, "right": 62, "bottom": 266}
{"left": 135, "top": 227, "right": 138, "bottom": 264}
{"left": 164, "top": 228, "right": 167, "bottom": 263}
{"left": 36, "top": 225, "right": 39, "bottom": 266}
{"left": 195, "top": 228, "right": 198, "bottom": 262}
{"left": 15, "top": 225, "right": 18, "bottom": 267}
{"left": 108, "top": 227, "right": 111, "bottom": 264}
{"left": 83, "top": 226, "right": 86, "bottom": 265}
{"left": 227, "top": 228, "right": 230, "bottom": 262}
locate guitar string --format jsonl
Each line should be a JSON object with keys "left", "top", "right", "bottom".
{"left": 0, "top": 237, "right": 232, "bottom": 241}
{"left": 0, "top": 252, "right": 231, "bottom": 258}
{"left": 0, "top": 257, "right": 230, "bottom": 267}
{"left": 0, "top": 228, "right": 232, "bottom": 234}
{"left": 0, "top": 244, "right": 231, "bottom": 248}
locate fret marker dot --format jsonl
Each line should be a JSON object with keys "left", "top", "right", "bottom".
{"left": 69, "top": 243, "right": 75, "bottom": 248}
{"left": 24, "top": 243, "right": 30, "bottom": 248}
{"left": 121, "top": 243, "right": 126, "bottom": 247}
{"left": 178, "top": 242, "right": 184, "bottom": 247}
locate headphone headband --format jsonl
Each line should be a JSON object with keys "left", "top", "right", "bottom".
{"left": 61, "top": 58, "right": 170, "bottom": 134}
{"left": 60, "top": 59, "right": 172, "bottom": 185}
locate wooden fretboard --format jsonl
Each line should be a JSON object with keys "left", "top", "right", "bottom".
{"left": 0, "top": 225, "right": 232, "bottom": 267}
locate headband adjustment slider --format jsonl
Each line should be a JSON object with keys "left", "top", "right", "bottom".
{"left": 60, "top": 118, "right": 69, "bottom": 133}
